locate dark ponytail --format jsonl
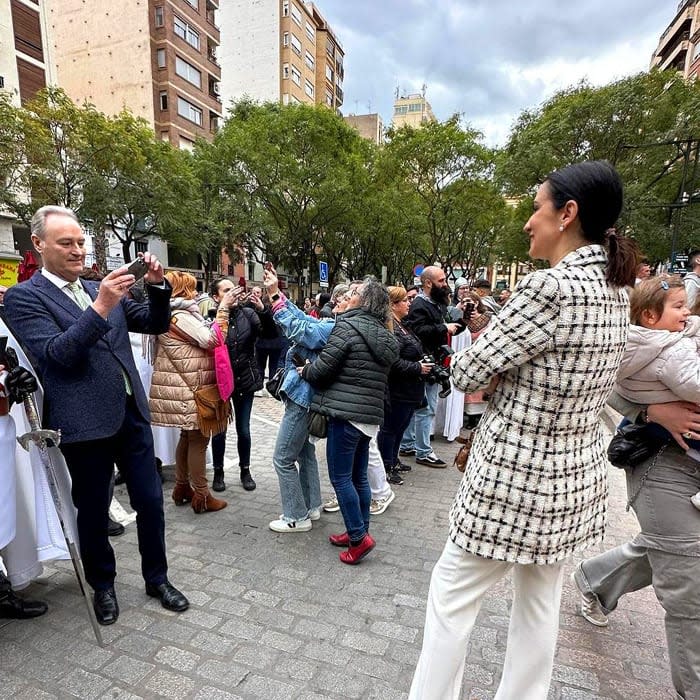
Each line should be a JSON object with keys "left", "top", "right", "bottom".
{"left": 547, "top": 160, "right": 639, "bottom": 288}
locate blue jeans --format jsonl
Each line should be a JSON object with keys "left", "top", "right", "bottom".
{"left": 273, "top": 399, "right": 321, "bottom": 521}
{"left": 326, "top": 419, "right": 371, "bottom": 542}
{"left": 414, "top": 382, "right": 439, "bottom": 458}
{"left": 378, "top": 400, "right": 417, "bottom": 469}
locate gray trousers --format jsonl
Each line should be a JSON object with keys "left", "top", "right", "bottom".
{"left": 577, "top": 444, "right": 700, "bottom": 700}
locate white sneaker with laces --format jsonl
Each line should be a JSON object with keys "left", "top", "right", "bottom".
{"left": 309, "top": 507, "right": 322, "bottom": 521}
{"left": 370, "top": 490, "right": 395, "bottom": 515}
{"left": 571, "top": 567, "right": 608, "bottom": 627}
{"left": 269, "top": 517, "right": 312, "bottom": 533}
{"left": 322, "top": 496, "right": 340, "bottom": 512}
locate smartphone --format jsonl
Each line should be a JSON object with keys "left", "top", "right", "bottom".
{"left": 126, "top": 257, "right": 149, "bottom": 281}
{"left": 291, "top": 351, "right": 306, "bottom": 368}
{"left": 463, "top": 301, "right": 475, "bottom": 317}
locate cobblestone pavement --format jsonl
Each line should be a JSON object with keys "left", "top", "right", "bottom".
{"left": 0, "top": 398, "right": 674, "bottom": 699}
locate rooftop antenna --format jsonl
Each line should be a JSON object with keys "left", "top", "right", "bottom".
{"left": 367, "top": 100, "right": 372, "bottom": 113}
{"left": 394, "top": 85, "right": 399, "bottom": 100}
{"left": 421, "top": 83, "right": 427, "bottom": 98}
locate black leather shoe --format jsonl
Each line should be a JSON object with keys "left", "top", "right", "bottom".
{"left": 145, "top": 581, "right": 189, "bottom": 612}
{"left": 93, "top": 588, "right": 119, "bottom": 626}
{"left": 0, "top": 591, "right": 48, "bottom": 619}
{"left": 240, "top": 468, "right": 256, "bottom": 491}
{"left": 108, "top": 518, "right": 125, "bottom": 537}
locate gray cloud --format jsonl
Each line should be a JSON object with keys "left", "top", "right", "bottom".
{"left": 320, "top": 0, "right": 675, "bottom": 144}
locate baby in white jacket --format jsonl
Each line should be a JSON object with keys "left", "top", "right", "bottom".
{"left": 615, "top": 274, "right": 700, "bottom": 510}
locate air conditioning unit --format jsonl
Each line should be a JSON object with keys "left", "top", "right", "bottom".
{"left": 212, "top": 82, "right": 220, "bottom": 96}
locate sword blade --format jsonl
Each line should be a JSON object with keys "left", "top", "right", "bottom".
{"left": 26, "top": 440, "right": 104, "bottom": 647}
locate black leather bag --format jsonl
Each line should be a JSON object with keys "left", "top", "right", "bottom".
{"left": 265, "top": 367, "right": 285, "bottom": 401}
{"left": 607, "top": 423, "right": 656, "bottom": 469}
{"left": 308, "top": 411, "right": 328, "bottom": 439}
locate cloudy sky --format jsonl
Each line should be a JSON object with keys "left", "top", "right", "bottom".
{"left": 318, "top": 0, "right": 678, "bottom": 146}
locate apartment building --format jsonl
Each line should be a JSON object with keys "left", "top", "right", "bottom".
{"left": 344, "top": 113, "right": 384, "bottom": 145}
{"left": 0, "top": 0, "right": 55, "bottom": 258}
{"left": 651, "top": 0, "right": 700, "bottom": 79}
{"left": 219, "top": 0, "right": 344, "bottom": 112}
{"left": 46, "top": 0, "right": 223, "bottom": 150}
{"left": 392, "top": 91, "right": 436, "bottom": 129}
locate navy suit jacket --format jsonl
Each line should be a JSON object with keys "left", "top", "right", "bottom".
{"left": 4, "top": 273, "right": 172, "bottom": 444}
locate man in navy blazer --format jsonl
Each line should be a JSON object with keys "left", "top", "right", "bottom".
{"left": 4, "top": 205, "right": 188, "bottom": 625}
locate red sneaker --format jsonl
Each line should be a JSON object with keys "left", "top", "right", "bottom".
{"left": 339, "top": 534, "right": 375, "bottom": 565}
{"left": 329, "top": 532, "right": 350, "bottom": 547}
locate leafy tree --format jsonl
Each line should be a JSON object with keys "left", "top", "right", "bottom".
{"left": 381, "top": 117, "right": 507, "bottom": 281}
{"left": 207, "top": 100, "right": 372, "bottom": 290}
{"left": 499, "top": 71, "right": 700, "bottom": 261}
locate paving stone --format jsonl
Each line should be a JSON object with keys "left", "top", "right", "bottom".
{"left": 99, "top": 688, "right": 145, "bottom": 700}
{"left": 57, "top": 668, "right": 112, "bottom": 699}
{"left": 312, "top": 666, "right": 370, "bottom": 698}
{"left": 237, "top": 673, "right": 298, "bottom": 699}
{"left": 143, "top": 670, "right": 195, "bottom": 699}
{"left": 154, "top": 645, "right": 201, "bottom": 672}
{"left": 102, "top": 656, "right": 155, "bottom": 685}
{"left": 340, "top": 629, "right": 391, "bottom": 656}
{"left": 192, "top": 687, "right": 243, "bottom": 700}
{"left": 370, "top": 620, "right": 419, "bottom": 643}
{"left": 188, "top": 629, "right": 236, "bottom": 655}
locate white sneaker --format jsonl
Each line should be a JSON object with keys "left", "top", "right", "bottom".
{"left": 309, "top": 507, "right": 322, "bottom": 521}
{"left": 322, "top": 496, "right": 340, "bottom": 512}
{"left": 692, "top": 492, "right": 700, "bottom": 511}
{"left": 370, "top": 490, "right": 395, "bottom": 515}
{"left": 571, "top": 567, "right": 608, "bottom": 627}
{"left": 269, "top": 517, "right": 312, "bottom": 533}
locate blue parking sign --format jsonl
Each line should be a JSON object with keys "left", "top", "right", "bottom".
{"left": 319, "top": 261, "right": 329, "bottom": 285}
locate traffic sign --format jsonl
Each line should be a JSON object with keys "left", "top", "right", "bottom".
{"left": 319, "top": 261, "right": 329, "bottom": 288}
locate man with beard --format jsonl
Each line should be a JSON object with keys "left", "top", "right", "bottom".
{"left": 403, "top": 266, "right": 465, "bottom": 467}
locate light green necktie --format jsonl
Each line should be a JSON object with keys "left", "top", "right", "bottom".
{"left": 67, "top": 280, "right": 132, "bottom": 395}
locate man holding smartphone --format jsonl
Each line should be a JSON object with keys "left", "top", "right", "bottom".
{"left": 4, "top": 205, "right": 189, "bottom": 626}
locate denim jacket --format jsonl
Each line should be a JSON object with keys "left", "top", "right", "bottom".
{"left": 273, "top": 299, "right": 334, "bottom": 409}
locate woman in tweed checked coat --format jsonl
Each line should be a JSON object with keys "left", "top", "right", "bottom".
{"left": 409, "top": 161, "right": 640, "bottom": 700}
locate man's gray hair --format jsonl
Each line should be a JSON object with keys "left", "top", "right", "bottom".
{"left": 31, "top": 205, "right": 80, "bottom": 240}
{"left": 330, "top": 283, "right": 349, "bottom": 301}
{"left": 359, "top": 277, "right": 390, "bottom": 323}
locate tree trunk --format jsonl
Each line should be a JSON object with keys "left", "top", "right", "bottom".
{"left": 92, "top": 224, "right": 108, "bottom": 274}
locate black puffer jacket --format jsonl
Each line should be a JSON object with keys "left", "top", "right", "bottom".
{"left": 226, "top": 306, "right": 263, "bottom": 396}
{"left": 302, "top": 309, "right": 399, "bottom": 425}
{"left": 389, "top": 320, "right": 425, "bottom": 406}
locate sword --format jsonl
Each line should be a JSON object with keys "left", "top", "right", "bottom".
{"left": 2, "top": 341, "right": 104, "bottom": 647}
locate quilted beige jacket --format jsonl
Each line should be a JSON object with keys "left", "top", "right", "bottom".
{"left": 149, "top": 300, "right": 218, "bottom": 430}
{"left": 450, "top": 245, "right": 630, "bottom": 564}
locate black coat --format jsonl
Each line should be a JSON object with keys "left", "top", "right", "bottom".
{"left": 226, "top": 306, "right": 263, "bottom": 396}
{"left": 404, "top": 295, "right": 450, "bottom": 356}
{"left": 302, "top": 309, "right": 399, "bottom": 425}
{"left": 388, "top": 320, "right": 425, "bottom": 406}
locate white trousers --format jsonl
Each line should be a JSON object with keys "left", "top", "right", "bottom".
{"left": 409, "top": 539, "right": 565, "bottom": 700}
{"left": 367, "top": 435, "right": 392, "bottom": 500}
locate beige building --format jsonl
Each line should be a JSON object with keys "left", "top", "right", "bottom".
{"left": 651, "top": 0, "right": 700, "bottom": 78}
{"left": 46, "top": 0, "right": 223, "bottom": 149}
{"left": 219, "top": 0, "right": 344, "bottom": 112}
{"left": 343, "top": 113, "right": 383, "bottom": 145}
{"left": 392, "top": 91, "right": 436, "bottom": 130}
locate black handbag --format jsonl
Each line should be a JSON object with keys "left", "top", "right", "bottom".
{"left": 265, "top": 367, "right": 285, "bottom": 401}
{"left": 308, "top": 411, "right": 328, "bottom": 439}
{"left": 607, "top": 423, "right": 657, "bottom": 469}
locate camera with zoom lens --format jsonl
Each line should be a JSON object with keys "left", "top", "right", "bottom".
{"left": 423, "top": 344, "right": 454, "bottom": 398}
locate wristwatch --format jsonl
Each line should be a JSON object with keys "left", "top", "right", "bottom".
{"left": 270, "top": 292, "right": 281, "bottom": 302}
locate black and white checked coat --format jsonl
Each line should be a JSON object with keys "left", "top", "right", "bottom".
{"left": 450, "top": 245, "right": 629, "bottom": 565}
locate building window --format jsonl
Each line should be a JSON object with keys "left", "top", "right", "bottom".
{"left": 304, "top": 80, "right": 314, "bottom": 98}
{"left": 290, "top": 3, "right": 302, "bottom": 26}
{"left": 408, "top": 103, "right": 422, "bottom": 112}
{"left": 174, "top": 15, "right": 200, "bottom": 50}
{"left": 282, "top": 63, "right": 289, "bottom": 79}
{"left": 184, "top": 0, "right": 198, "bottom": 9}
{"left": 326, "top": 41, "right": 335, "bottom": 58}
{"left": 155, "top": 6, "right": 164, "bottom": 27}
{"left": 179, "top": 135, "right": 195, "bottom": 151}
{"left": 176, "top": 55, "right": 201, "bottom": 88}
{"left": 325, "top": 65, "right": 333, "bottom": 83}
{"left": 177, "top": 96, "right": 202, "bottom": 125}
{"left": 160, "top": 91, "right": 168, "bottom": 109}
{"left": 304, "top": 50, "right": 314, "bottom": 70}
{"left": 282, "top": 93, "right": 290, "bottom": 105}
{"left": 290, "top": 65, "right": 301, "bottom": 86}
{"left": 325, "top": 90, "right": 333, "bottom": 106}
{"left": 282, "top": 0, "right": 289, "bottom": 16}
{"left": 305, "top": 22, "right": 315, "bottom": 42}
{"left": 282, "top": 32, "right": 289, "bottom": 46}
{"left": 290, "top": 33, "right": 301, "bottom": 55}
{"left": 157, "top": 48, "right": 166, "bottom": 68}
{"left": 160, "top": 130, "right": 169, "bottom": 141}
{"left": 135, "top": 240, "right": 149, "bottom": 253}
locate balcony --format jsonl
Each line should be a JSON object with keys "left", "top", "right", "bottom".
{"left": 659, "top": 38, "right": 690, "bottom": 71}
{"left": 208, "top": 77, "right": 221, "bottom": 102}
{"left": 335, "top": 84, "right": 343, "bottom": 102}
{"left": 658, "top": 8, "right": 693, "bottom": 50}
{"left": 207, "top": 39, "right": 219, "bottom": 67}
{"left": 206, "top": 0, "right": 218, "bottom": 29}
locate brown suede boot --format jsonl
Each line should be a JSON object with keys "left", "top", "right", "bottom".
{"left": 191, "top": 490, "right": 227, "bottom": 514}
{"left": 172, "top": 482, "right": 194, "bottom": 505}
